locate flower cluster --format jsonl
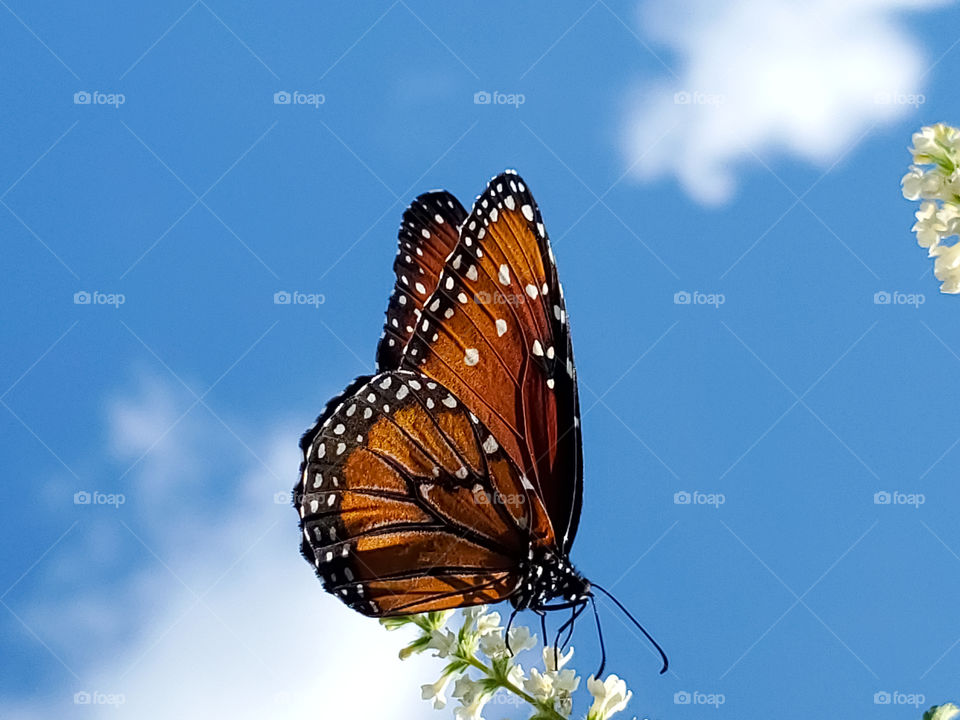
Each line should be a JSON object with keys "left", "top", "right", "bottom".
{"left": 382, "top": 607, "right": 635, "bottom": 720}
{"left": 925, "top": 704, "right": 960, "bottom": 720}
{"left": 901, "top": 123, "right": 960, "bottom": 293}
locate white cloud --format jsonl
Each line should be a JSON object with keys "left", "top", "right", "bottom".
{"left": 623, "top": 0, "right": 953, "bottom": 204}
{"left": 8, "top": 375, "right": 432, "bottom": 719}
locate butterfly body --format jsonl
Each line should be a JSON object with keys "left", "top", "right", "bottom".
{"left": 511, "top": 546, "right": 590, "bottom": 611}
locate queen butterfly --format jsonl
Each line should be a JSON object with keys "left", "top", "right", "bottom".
{"left": 294, "top": 171, "right": 667, "bottom": 673}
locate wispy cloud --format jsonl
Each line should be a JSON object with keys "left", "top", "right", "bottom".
{"left": 623, "top": 0, "right": 953, "bottom": 204}
{"left": 9, "top": 374, "right": 430, "bottom": 719}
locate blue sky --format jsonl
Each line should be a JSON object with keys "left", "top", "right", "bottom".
{"left": 4, "top": 1, "right": 960, "bottom": 718}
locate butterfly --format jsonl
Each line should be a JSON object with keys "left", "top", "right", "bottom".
{"left": 294, "top": 171, "right": 667, "bottom": 673}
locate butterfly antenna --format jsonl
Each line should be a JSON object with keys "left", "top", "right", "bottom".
{"left": 591, "top": 583, "right": 669, "bottom": 674}
{"left": 590, "top": 595, "right": 606, "bottom": 677}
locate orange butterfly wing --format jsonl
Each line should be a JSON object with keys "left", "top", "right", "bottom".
{"left": 297, "top": 370, "right": 553, "bottom": 615}
{"left": 376, "top": 191, "right": 467, "bottom": 371}
{"left": 399, "top": 171, "right": 583, "bottom": 553}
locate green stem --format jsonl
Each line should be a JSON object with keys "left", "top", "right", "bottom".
{"left": 461, "top": 655, "right": 567, "bottom": 720}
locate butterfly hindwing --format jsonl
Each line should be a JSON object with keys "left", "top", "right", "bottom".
{"left": 296, "top": 369, "right": 554, "bottom": 616}
{"left": 399, "top": 171, "right": 584, "bottom": 553}
{"left": 376, "top": 191, "right": 468, "bottom": 371}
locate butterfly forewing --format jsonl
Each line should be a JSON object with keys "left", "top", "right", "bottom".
{"left": 296, "top": 369, "right": 554, "bottom": 616}
{"left": 399, "top": 172, "right": 584, "bottom": 553}
{"left": 376, "top": 191, "right": 468, "bottom": 371}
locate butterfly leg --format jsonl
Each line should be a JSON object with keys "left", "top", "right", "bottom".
{"left": 590, "top": 595, "right": 606, "bottom": 678}
{"left": 554, "top": 600, "right": 587, "bottom": 653}
{"left": 505, "top": 606, "right": 521, "bottom": 657}
{"left": 533, "top": 610, "right": 553, "bottom": 668}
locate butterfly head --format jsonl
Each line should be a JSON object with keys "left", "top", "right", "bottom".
{"left": 512, "top": 546, "right": 591, "bottom": 611}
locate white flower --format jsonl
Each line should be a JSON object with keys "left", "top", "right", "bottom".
{"left": 421, "top": 673, "right": 454, "bottom": 710}
{"left": 543, "top": 645, "right": 575, "bottom": 672}
{"left": 505, "top": 663, "right": 525, "bottom": 688}
{"left": 477, "top": 611, "right": 501, "bottom": 635}
{"left": 910, "top": 124, "right": 960, "bottom": 166}
{"left": 938, "top": 203, "right": 960, "bottom": 239}
{"left": 913, "top": 201, "right": 947, "bottom": 248}
{"left": 478, "top": 631, "right": 507, "bottom": 660}
{"left": 901, "top": 167, "right": 945, "bottom": 201}
{"left": 930, "top": 703, "right": 960, "bottom": 720}
{"left": 452, "top": 676, "right": 490, "bottom": 720}
{"left": 507, "top": 625, "right": 537, "bottom": 654}
{"left": 523, "top": 667, "right": 554, "bottom": 700}
{"left": 586, "top": 674, "right": 633, "bottom": 720}
{"left": 932, "top": 242, "right": 960, "bottom": 294}
{"left": 482, "top": 624, "right": 538, "bottom": 661}
{"left": 454, "top": 693, "right": 489, "bottom": 720}
{"left": 461, "top": 607, "right": 501, "bottom": 636}
{"left": 452, "top": 674, "right": 483, "bottom": 704}
{"left": 554, "top": 668, "right": 580, "bottom": 693}
{"left": 425, "top": 628, "right": 458, "bottom": 658}
{"left": 911, "top": 125, "right": 942, "bottom": 162}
